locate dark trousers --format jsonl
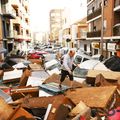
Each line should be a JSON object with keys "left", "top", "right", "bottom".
{"left": 60, "top": 69, "right": 73, "bottom": 83}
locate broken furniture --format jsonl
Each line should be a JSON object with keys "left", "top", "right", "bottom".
{"left": 21, "top": 95, "right": 75, "bottom": 120}
{"left": 29, "top": 63, "right": 44, "bottom": 71}
{"left": 2, "top": 69, "right": 23, "bottom": 84}
{"left": 11, "top": 86, "right": 39, "bottom": 101}
{"left": 86, "top": 70, "right": 120, "bottom": 86}
{"left": 66, "top": 86, "right": 117, "bottom": 109}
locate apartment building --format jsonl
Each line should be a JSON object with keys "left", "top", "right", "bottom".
{"left": 87, "top": 0, "right": 120, "bottom": 58}
{"left": 61, "top": 18, "right": 88, "bottom": 49}
{"left": 74, "top": 18, "right": 89, "bottom": 51}
{"left": 0, "top": 0, "right": 17, "bottom": 59}
{"left": 11, "top": 0, "right": 31, "bottom": 51}
{"left": 0, "top": 0, "right": 31, "bottom": 54}
{"left": 49, "top": 9, "right": 64, "bottom": 43}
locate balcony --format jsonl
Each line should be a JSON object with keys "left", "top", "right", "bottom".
{"left": 14, "top": 31, "right": 24, "bottom": 40}
{"left": 2, "top": 5, "right": 16, "bottom": 19}
{"left": 87, "top": 30, "right": 101, "bottom": 38}
{"left": 12, "top": 16, "right": 21, "bottom": 24}
{"left": 6, "top": 30, "right": 16, "bottom": 39}
{"left": 113, "top": 25, "right": 120, "bottom": 36}
{"left": 87, "top": 8, "right": 101, "bottom": 21}
{"left": 114, "top": 0, "right": 120, "bottom": 11}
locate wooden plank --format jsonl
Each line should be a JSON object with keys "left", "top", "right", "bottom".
{"left": 66, "top": 86, "right": 117, "bottom": 108}
{"left": 7, "top": 106, "right": 35, "bottom": 120}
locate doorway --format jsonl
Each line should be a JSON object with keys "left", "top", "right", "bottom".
{"left": 8, "top": 43, "right": 13, "bottom": 52}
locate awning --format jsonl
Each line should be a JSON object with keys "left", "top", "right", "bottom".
{"left": 14, "top": 39, "right": 24, "bottom": 43}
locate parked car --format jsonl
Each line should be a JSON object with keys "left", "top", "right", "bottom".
{"left": 73, "top": 59, "right": 110, "bottom": 84}
{"left": 44, "top": 59, "right": 61, "bottom": 75}
{"left": 104, "top": 55, "right": 120, "bottom": 71}
{"left": 74, "top": 53, "right": 92, "bottom": 65}
{"left": 27, "top": 51, "right": 48, "bottom": 59}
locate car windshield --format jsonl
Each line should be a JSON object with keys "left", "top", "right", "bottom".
{"left": 74, "top": 55, "right": 90, "bottom": 64}
{"left": 74, "top": 55, "right": 82, "bottom": 64}
{"left": 73, "top": 67, "right": 88, "bottom": 78}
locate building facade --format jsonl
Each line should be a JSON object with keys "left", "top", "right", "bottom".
{"left": 49, "top": 9, "right": 64, "bottom": 44}
{"left": 11, "top": 0, "right": 31, "bottom": 51}
{"left": 0, "top": 0, "right": 31, "bottom": 54}
{"left": 60, "top": 18, "right": 88, "bottom": 49}
{"left": 87, "top": 0, "right": 120, "bottom": 58}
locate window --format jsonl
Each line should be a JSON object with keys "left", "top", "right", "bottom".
{"left": 92, "top": 7, "right": 95, "bottom": 13}
{"left": 104, "top": 0, "right": 108, "bottom": 6}
{"left": 74, "top": 55, "right": 82, "bottom": 64}
{"left": 103, "top": 20, "right": 107, "bottom": 30}
{"left": 83, "top": 58, "right": 89, "bottom": 62}
{"left": 93, "top": 26, "right": 96, "bottom": 31}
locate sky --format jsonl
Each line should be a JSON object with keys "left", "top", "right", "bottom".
{"left": 29, "top": 0, "right": 87, "bottom": 32}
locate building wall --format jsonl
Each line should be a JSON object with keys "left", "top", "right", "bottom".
{"left": 0, "top": 16, "right": 3, "bottom": 40}
{"left": 104, "top": 0, "right": 114, "bottom": 37}
{"left": 77, "top": 26, "right": 87, "bottom": 38}
{"left": 50, "top": 9, "right": 64, "bottom": 42}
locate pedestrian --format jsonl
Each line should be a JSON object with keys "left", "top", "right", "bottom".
{"left": 59, "top": 49, "right": 76, "bottom": 89}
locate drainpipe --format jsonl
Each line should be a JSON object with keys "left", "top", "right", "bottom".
{"left": 100, "top": 0, "right": 104, "bottom": 56}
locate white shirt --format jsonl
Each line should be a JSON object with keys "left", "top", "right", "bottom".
{"left": 62, "top": 54, "right": 74, "bottom": 72}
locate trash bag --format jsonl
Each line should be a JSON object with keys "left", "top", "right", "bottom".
{"left": 104, "top": 56, "right": 120, "bottom": 71}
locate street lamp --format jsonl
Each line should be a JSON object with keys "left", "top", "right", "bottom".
{"left": 100, "top": 0, "right": 104, "bottom": 56}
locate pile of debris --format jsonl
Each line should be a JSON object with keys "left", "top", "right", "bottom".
{"left": 0, "top": 62, "right": 120, "bottom": 120}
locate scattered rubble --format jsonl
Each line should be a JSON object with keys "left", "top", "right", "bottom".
{"left": 0, "top": 59, "right": 120, "bottom": 120}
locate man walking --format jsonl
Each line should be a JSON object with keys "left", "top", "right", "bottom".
{"left": 59, "top": 49, "right": 76, "bottom": 88}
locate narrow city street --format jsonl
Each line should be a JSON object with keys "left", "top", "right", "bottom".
{"left": 0, "top": 0, "right": 120, "bottom": 120}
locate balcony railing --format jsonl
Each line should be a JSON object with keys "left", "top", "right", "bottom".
{"left": 113, "top": 25, "right": 120, "bottom": 36}
{"left": 87, "top": 8, "right": 101, "bottom": 21}
{"left": 2, "top": 5, "right": 16, "bottom": 19}
{"left": 87, "top": 30, "right": 101, "bottom": 37}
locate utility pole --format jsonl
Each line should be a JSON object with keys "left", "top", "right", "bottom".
{"left": 100, "top": 0, "right": 104, "bottom": 56}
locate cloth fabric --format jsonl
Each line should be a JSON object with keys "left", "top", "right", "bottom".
{"left": 61, "top": 54, "right": 74, "bottom": 72}
{"left": 60, "top": 53, "right": 75, "bottom": 83}
{"left": 60, "top": 69, "right": 73, "bottom": 82}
